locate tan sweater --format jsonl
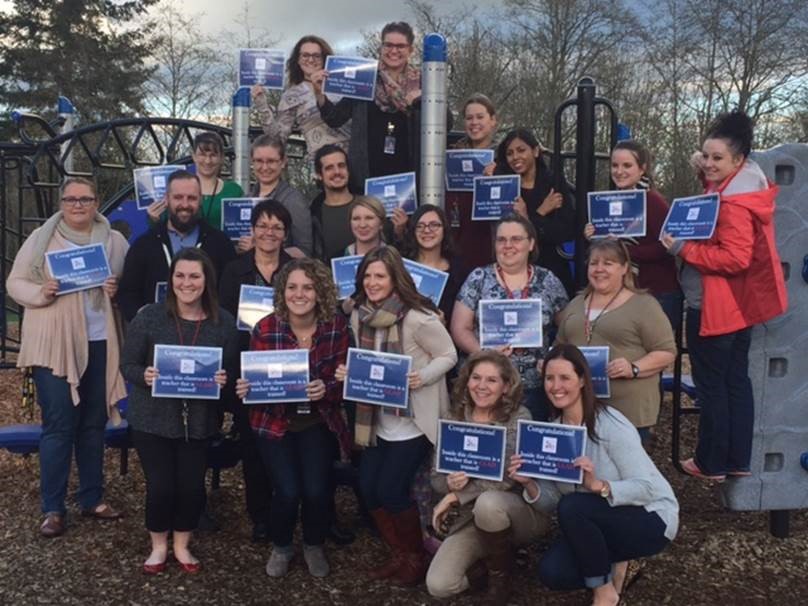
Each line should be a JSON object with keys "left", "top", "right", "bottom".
{"left": 6, "top": 227, "right": 129, "bottom": 423}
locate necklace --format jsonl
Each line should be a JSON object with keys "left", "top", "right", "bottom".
{"left": 584, "top": 286, "right": 624, "bottom": 344}
{"left": 495, "top": 264, "right": 533, "bottom": 299}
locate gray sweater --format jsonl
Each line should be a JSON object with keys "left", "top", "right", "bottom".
{"left": 121, "top": 303, "right": 239, "bottom": 440}
{"left": 528, "top": 407, "right": 679, "bottom": 541}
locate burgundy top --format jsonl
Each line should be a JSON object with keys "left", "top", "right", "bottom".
{"left": 629, "top": 189, "right": 679, "bottom": 295}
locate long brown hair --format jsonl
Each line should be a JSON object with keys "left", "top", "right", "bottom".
{"left": 541, "top": 344, "right": 604, "bottom": 443}
{"left": 288, "top": 35, "right": 333, "bottom": 86}
{"left": 165, "top": 247, "right": 220, "bottom": 324}
{"left": 353, "top": 246, "right": 436, "bottom": 313}
{"left": 273, "top": 258, "right": 337, "bottom": 323}
{"left": 451, "top": 350, "right": 523, "bottom": 424}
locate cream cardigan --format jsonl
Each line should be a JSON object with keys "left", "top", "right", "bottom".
{"left": 7, "top": 227, "right": 129, "bottom": 423}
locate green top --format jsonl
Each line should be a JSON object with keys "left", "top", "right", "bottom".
{"left": 202, "top": 180, "right": 244, "bottom": 231}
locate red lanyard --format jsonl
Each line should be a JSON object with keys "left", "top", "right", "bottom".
{"left": 174, "top": 316, "right": 203, "bottom": 346}
{"left": 495, "top": 264, "right": 533, "bottom": 299}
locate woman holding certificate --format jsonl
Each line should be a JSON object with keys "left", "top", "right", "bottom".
{"left": 452, "top": 214, "right": 569, "bottom": 421}
{"left": 495, "top": 128, "right": 576, "bottom": 297}
{"left": 426, "top": 350, "right": 549, "bottom": 603}
{"left": 235, "top": 258, "right": 350, "bottom": 578}
{"left": 7, "top": 177, "right": 129, "bottom": 538}
{"left": 661, "top": 110, "right": 787, "bottom": 481}
{"left": 335, "top": 247, "right": 457, "bottom": 586}
{"left": 509, "top": 344, "right": 678, "bottom": 606}
{"left": 554, "top": 239, "right": 676, "bottom": 443}
{"left": 121, "top": 248, "right": 239, "bottom": 574}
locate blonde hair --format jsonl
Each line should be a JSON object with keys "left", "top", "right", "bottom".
{"left": 583, "top": 239, "right": 644, "bottom": 297}
{"left": 350, "top": 195, "right": 386, "bottom": 223}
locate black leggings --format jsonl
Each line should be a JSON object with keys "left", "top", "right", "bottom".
{"left": 132, "top": 430, "right": 209, "bottom": 532}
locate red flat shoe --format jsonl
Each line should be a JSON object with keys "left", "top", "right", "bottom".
{"left": 176, "top": 559, "right": 201, "bottom": 574}
{"left": 143, "top": 561, "right": 167, "bottom": 575}
{"left": 680, "top": 458, "right": 726, "bottom": 482}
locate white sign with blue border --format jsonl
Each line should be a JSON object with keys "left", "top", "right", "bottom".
{"left": 237, "top": 284, "right": 275, "bottom": 332}
{"left": 152, "top": 345, "right": 222, "bottom": 400}
{"left": 238, "top": 49, "right": 285, "bottom": 89}
{"left": 436, "top": 420, "right": 507, "bottom": 481}
{"left": 364, "top": 172, "right": 417, "bottom": 216}
{"left": 478, "top": 299, "right": 543, "bottom": 349}
{"left": 445, "top": 149, "right": 495, "bottom": 192}
{"left": 402, "top": 259, "right": 449, "bottom": 307}
{"left": 343, "top": 348, "right": 411, "bottom": 409}
{"left": 221, "top": 198, "right": 263, "bottom": 241}
{"left": 587, "top": 190, "right": 647, "bottom": 238}
{"left": 134, "top": 165, "right": 186, "bottom": 210}
{"left": 472, "top": 175, "right": 521, "bottom": 221}
{"left": 323, "top": 55, "right": 378, "bottom": 101}
{"left": 515, "top": 420, "right": 587, "bottom": 484}
{"left": 45, "top": 243, "right": 111, "bottom": 295}
{"left": 154, "top": 281, "right": 168, "bottom": 303}
{"left": 330, "top": 255, "right": 363, "bottom": 300}
{"left": 579, "top": 346, "right": 610, "bottom": 398}
{"left": 241, "top": 349, "right": 310, "bottom": 404}
{"left": 660, "top": 193, "right": 720, "bottom": 240}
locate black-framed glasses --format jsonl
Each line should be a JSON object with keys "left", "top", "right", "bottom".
{"left": 415, "top": 221, "right": 443, "bottom": 233}
{"left": 382, "top": 42, "right": 410, "bottom": 51}
{"left": 299, "top": 52, "right": 323, "bottom": 61}
{"left": 61, "top": 196, "right": 96, "bottom": 207}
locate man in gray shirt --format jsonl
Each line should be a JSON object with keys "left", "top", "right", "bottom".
{"left": 310, "top": 144, "right": 355, "bottom": 262}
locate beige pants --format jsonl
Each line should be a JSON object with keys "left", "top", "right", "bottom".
{"left": 426, "top": 490, "right": 550, "bottom": 598}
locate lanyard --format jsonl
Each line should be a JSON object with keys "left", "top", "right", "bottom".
{"left": 174, "top": 314, "right": 203, "bottom": 441}
{"left": 495, "top": 264, "right": 533, "bottom": 299}
{"left": 584, "top": 287, "right": 623, "bottom": 344}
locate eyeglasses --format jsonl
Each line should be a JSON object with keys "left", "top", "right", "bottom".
{"left": 495, "top": 235, "right": 530, "bottom": 246}
{"left": 382, "top": 42, "right": 410, "bottom": 51}
{"left": 415, "top": 221, "right": 443, "bottom": 233}
{"left": 61, "top": 196, "right": 96, "bottom": 207}
{"left": 299, "top": 52, "right": 323, "bottom": 62}
{"left": 253, "top": 158, "right": 282, "bottom": 167}
{"left": 254, "top": 224, "right": 285, "bottom": 234}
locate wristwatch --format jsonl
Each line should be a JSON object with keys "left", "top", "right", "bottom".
{"left": 631, "top": 363, "right": 640, "bottom": 379}
{"left": 599, "top": 481, "right": 611, "bottom": 499}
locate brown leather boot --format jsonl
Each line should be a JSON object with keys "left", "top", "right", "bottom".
{"left": 476, "top": 525, "right": 513, "bottom": 605}
{"left": 367, "top": 508, "right": 400, "bottom": 580}
{"left": 389, "top": 506, "right": 428, "bottom": 587}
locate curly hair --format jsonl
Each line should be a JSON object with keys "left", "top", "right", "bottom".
{"left": 272, "top": 258, "right": 337, "bottom": 323}
{"left": 451, "top": 350, "right": 524, "bottom": 424}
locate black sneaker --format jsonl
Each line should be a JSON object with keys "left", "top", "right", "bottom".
{"left": 252, "top": 521, "right": 270, "bottom": 544}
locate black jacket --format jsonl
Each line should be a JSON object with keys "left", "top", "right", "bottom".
{"left": 117, "top": 221, "right": 237, "bottom": 322}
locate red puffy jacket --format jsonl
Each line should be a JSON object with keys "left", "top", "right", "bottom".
{"left": 681, "top": 172, "right": 788, "bottom": 337}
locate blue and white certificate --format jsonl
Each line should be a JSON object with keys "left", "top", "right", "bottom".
{"left": 238, "top": 49, "right": 285, "bottom": 89}
{"left": 45, "top": 243, "right": 111, "bottom": 295}
{"left": 364, "top": 172, "right": 417, "bottom": 215}
{"left": 221, "top": 198, "right": 262, "bottom": 241}
{"left": 154, "top": 281, "right": 168, "bottom": 303}
{"left": 478, "top": 299, "right": 543, "bottom": 349}
{"left": 324, "top": 55, "right": 378, "bottom": 101}
{"left": 587, "top": 190, "right": 646, "bottom": 238}
{"left": 660, "top": 193, "right": 720, "bottom": 240}
{"left": 436, "top": 420, "right": 507, "bottom": 481}
{"left": 515, "top": 420, "right": 587, "bottom": 484}
{"left": 134, "top": 165, "right": 186, "bottom": 210}
{"left": 579, "top": 346, "right": 610, "bottom": 398}
{"left": 445, "top": 149, "right": 495, "bottom": 191}
{"left": 402, "top": 259, "right": 449, "bottom": 307}
{"left": 237, "top": 284, "right": 275, "bottom": 332}
{"left": 472, "top": 175, "right": 521, "bottom": 220}
{"left": 343, "top": 348, "right": 411, "bottom": 409}
{"left": 241, "top": 349, "right": 310, "bottom": 404}
{"left": 330, "top": 255, "right": 363, "bottom": 300}
{"left": 152, "top": 345, "right": 222, "bottom": 400}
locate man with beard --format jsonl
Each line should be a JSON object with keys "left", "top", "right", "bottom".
{"left": 118, "top": 170, "right": 236, "bottom": 322}
{"left": 310, "top": 144, "right": 355, "bottom": 263}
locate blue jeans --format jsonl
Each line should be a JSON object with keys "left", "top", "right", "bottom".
{"left": 33, "top": 340, "right": 108, "bottom": 515}
{"left": 686, "top": 308, "right": 754, "bottom": 474}
{"left": 359, "top": 434, "right": 431, "bottom": 513}
{"left": 539, "top": 493, "right": 669, "bottom": 590}
{"left": 256, "top": 422, "right": 332, "bottom": 547}
{"left": 655, "top": 291, "right": 683, "bottom": 334}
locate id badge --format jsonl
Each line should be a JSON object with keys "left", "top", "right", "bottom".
{"left": 297, "top": 403, "right": 311, "bottom": 415}
{"left": 450, "top": 201, "right": 461, "bottom": 228}
{"left": 384, "top": 135, "right": 397, "bottom": 155}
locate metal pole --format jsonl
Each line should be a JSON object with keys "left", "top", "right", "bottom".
{"left": 574, "top": 77, "right": 596, "bottom": 289}
{"left": 419, "top": 33, "right": 448, "bottom": 209}
{"left": 58, "top": 96, "right": 77, "bottom": 174}
{"left": 231, "top": 87, "right": 251, "bottom": 192}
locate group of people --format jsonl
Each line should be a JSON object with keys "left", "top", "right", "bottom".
{"left": 5, "top": 19, "right": 788, "bottom": 606}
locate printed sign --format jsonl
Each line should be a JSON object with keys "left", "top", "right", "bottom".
{"left": 579, "top": 346, "right": 610, "bottom": 398}
{"left": 152, "top": 345, "right": 222, "bottom": 400}
{"left": 221, "top": 198, "right": 263, "bottom": 241}
{"left": 436, "top": 420, "right": 507, "bottom": 481}
{"left": 323, "top": 55, "right": 378, "bottom": 101}
{"left": 239, "top": 49, "right": 285, "bottom": 89}
{"left": 133, "top": 165, "right": 186, "bottom": 210}
{"left": 445, "top": 149, "right": 495, "bottom": 191}
{"left": 402, "top": 259, "right": 449, "bottom": 307}
{"left": 587, "top": 190, "right": 647, "bottom": 238}
{"left": 330, "top": 255, "right": 363, "bottom": 300}
{"left": 515, "top": 420, "right": 587, "bottom": 483}
{"left": 343, "top": 348, "right": 411, "bottom": 409}
{"left": 154, "top": 281, "right": 168, "bottom": 303}
{"left": 45, "top": 243, "right": 111, "bottom": 295}
{"left": 241, "top": 349, "right": 310, "bottom": 404}
{"left": 472, "top": 175, "right": 521, "bottom": 220}
{"left": 478, "top": 299, "right": 543, "bottom": 349}
{"left": 237, "top": 284, "right": 275, "bottom": 332}
{"left": 364, "top": 172, "right": 417, "bottom": 215}
{"left": 660, "top": 193, "right": 720, "bottom": 240}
